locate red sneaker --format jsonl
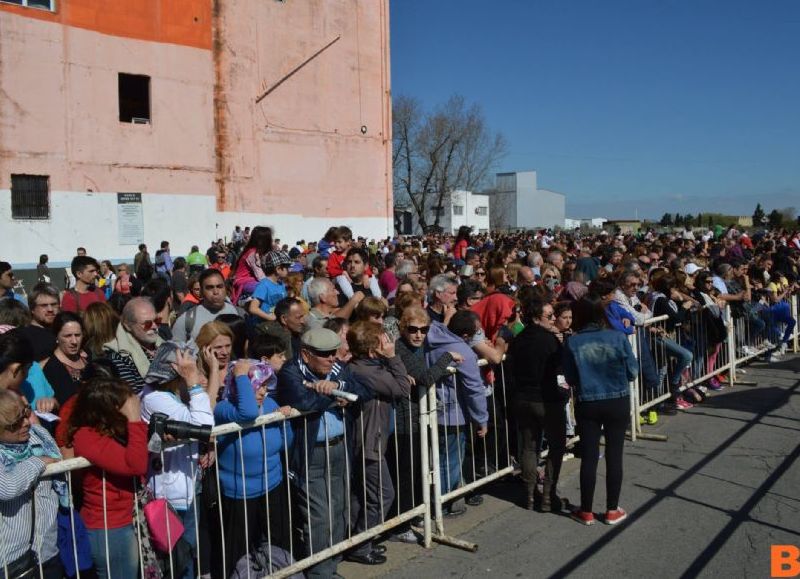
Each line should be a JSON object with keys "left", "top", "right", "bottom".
{"left": 675, "top": 396, "right": 694, "bottom": 410}
{"left": 571, "top": 510, "right": 595, "bottom": 526}
{"left": 604, "top": 508, "right": 628, "bottom": 525}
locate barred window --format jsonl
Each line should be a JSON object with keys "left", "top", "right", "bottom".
{"left": 453, "top": 205, "right": 464, "bottom": 216}
{"left": 11, "top": 174, "right": 50, "bottom": 220}
{"left": 475, "top": 206, "right": 488, "bottom": 216}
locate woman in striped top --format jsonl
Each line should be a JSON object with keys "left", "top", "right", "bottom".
{"left": 0, "top": 389, "right": 63, "bottom": 578}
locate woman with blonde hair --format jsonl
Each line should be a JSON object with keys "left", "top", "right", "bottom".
{"left": 390, "top": 306, "right": 464, "bottom": 532}
{"left": 82, "top": 302, "right": 120, "bottom": 358}
{"left": 0, "top": 389, "right": 63, "bottom": 578}
{"left": 194, "top": 320, "right": 234, "bottom": 408}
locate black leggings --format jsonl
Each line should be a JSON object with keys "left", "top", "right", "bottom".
{"left": 575, "top": 396, "right": 629, "bottom": 513}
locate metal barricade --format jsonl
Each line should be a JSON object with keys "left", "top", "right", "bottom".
{"left": 8, "top": 300, "right": 798, "bottom": 577}
{"left": 13, "top": 392, "right": 433, "bottom": 579}
{"left": 426, "top": 357, "right": 515, "bottom": 552}
{"left": 630, "top": 304, "right": 735, "bottom": 439}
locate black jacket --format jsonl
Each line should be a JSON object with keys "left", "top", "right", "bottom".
{"left": 508, "top": 324, "right": 566, "bottom": 403}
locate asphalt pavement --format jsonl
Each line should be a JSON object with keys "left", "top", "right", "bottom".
{"left": 341, "top": 354, "right": 800, "bottom": 579}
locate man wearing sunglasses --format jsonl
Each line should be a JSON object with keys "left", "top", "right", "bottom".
{"left": 278, "top": 328, "right": 372, "bottom": 579}
{"left": 103, "top": 297, "right": 164, "bottom": 393}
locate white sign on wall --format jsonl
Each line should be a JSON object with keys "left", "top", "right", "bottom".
{"left": 117, "top": 192, "right": 144, "bottom": 245}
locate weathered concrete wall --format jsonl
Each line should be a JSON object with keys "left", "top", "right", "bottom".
{"left": 0, "top": 0, "right": 392, "bottom": 264}
{"left": 214, "top": 0, "right": 392, "bottom": 223}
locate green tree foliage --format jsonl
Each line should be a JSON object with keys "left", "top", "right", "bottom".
{"left": 768, "top": 209, "right": 782, "bottom": 229}
{"left": 753, "top": 203, "right": 766, "bottom": 225}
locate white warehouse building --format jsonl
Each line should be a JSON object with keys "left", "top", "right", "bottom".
{"left": 488, "top": 171, "right": 565, "bottom": 231}
{"left": 394, "top": 190, "right": 490, "bottom": 236}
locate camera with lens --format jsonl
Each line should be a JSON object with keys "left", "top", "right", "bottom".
{"left": 147, "top": 412, "right": 212, "bottom": 454}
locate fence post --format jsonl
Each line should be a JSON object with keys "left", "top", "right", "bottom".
{"left": 426, "top": 383, "right": 445, "bottom": 539}
{"left": 418, "top": 383, "right": 433, "bottom": 549}
{"left": 628, "top": 332, "right": 639, "bottom": 442}
{"left": 726, "top": 304, "right": 736, "bottom": 386}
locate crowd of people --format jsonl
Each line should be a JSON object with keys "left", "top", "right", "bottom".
{"left": 0, "top": 222, "right": 798, "bottom": 579}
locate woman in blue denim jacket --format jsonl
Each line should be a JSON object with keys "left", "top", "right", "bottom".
{"left": 563, "top": 295, "right": 638, "bottom": 527}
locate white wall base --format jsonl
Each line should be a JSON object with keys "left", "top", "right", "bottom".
{"left": 1, "top": 190, "right": 392, "bottom": 267}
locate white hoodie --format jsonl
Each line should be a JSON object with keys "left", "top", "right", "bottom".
{"left": 140, "top": 387, "right": 214, "bottom": 510}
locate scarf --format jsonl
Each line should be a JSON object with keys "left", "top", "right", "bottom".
{"left": 104, "top": 323, "right": 164, "bottom": 378}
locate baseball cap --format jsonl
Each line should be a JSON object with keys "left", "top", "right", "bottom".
{"left": 684, "top": 263, "right": 701, "bottom": 276}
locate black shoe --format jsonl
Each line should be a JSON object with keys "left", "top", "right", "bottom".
{"left": 465, "top": 494, "right": 484, "bottom": 506}
{"left": 344, "top": 551, "right": 387, "bottom": 565}
{"left": 444, "top": 505, "right": 467, "bottom": 518}
{"left": 540, "top": 496, "right": 571, "bottom": 514}
{"left": 371, "top": 544, "right": 387, "bottom": 554}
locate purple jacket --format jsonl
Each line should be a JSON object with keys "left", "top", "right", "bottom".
{"left": 425, "top": 322, "right": 489, "bottom": 428}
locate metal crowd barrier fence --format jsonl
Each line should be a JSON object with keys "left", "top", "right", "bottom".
{"left": 8, "top": 387, "right": 435, "bottom": 579}
{"left": 7, "top": 301, "right": 798, "bottom": 578}
{"left": 631, "top": 295, "right": 800, "bottom": 440}
{"left": 425, "top": 357, "right": 517, "bottom": 552}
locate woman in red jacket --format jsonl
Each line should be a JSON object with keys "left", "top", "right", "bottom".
{"left": 68, "top": 377, "right": 149, "bottom": 579}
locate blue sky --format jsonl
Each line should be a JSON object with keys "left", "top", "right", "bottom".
{"left": 389, "top": 0, "right": 800, "bottom": 220}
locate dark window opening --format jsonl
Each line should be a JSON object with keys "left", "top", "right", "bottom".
{"left": 118, "top": 73, "right": 151, "bottom": 123}
{"left": 11, "top": 174, "right": 50, "bottom": 220}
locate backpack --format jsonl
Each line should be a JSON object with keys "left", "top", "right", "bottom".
{"left": 183, "top": 305, "right": 199, "bottom": 341}
{"left": 230, "top": 543, "right": 302, "bottom": 579}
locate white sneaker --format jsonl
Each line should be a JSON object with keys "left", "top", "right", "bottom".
{"left": 766, "top": 354, "right": 779, "bottom": 363}
{"left": 779, "top": 343, "right": 788, "bottom": 355}
{"left": 742, "top": 346, "right": 757, "bottom": 356}
{"left": 764, "top": 340, "right": 776, "bottom": 349}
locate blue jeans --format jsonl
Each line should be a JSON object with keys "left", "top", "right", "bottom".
{"left": 657, "top": 336, "right": 693, "bottom": 395}
{"left": 175, "top": 503, "right": 198, "bottom": 579}
{"left": 438, "top": 428, "right": 466, "bottom": 494}
{"left": 87, "top": 525, "right": 139, "bottom": 579}
{"left": 765, "top": 302, "right": 797, "bottom": 345}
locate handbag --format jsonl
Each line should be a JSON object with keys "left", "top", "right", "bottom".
{"left": 132, "top": 485, "right": 162, "bottom": 579}
{"left": 142, "top": 497, "right": 185, "bottom": 554}
{"left": 6, "top": 495, "right": 38, "bottom": 579}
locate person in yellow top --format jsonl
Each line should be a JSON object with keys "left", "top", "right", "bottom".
{"left": 764, "top": 271, "right": 797, "bottom": 357}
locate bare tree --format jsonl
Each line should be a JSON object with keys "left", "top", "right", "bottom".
{"left": 393, "top": 94, "right": 506, "bottom": 232}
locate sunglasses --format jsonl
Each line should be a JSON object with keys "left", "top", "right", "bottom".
{"left": 139, "top": 319, "right": 156, "bottom": 330}
{"left": 309, "top": 348, "right": 338, "bottom": 358}
{"left": 5, "top": 406, "right": 31, "bottom": 432}
{"left": 475, "top": 271, "right": 486, "bottom": 276}
{"left": 407, "top": 325, "right": 430, "bottom": 335}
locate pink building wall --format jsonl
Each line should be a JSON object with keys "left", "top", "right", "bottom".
{"left": 214, "top": 0, "right": 392, "bottom": 221}
{"left": 0, "top": 0, "right": 392, "bottom": 263}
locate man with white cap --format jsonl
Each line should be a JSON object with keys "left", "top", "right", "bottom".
{"left": 278, "top": 328, "right": 372, "bottom": 578}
